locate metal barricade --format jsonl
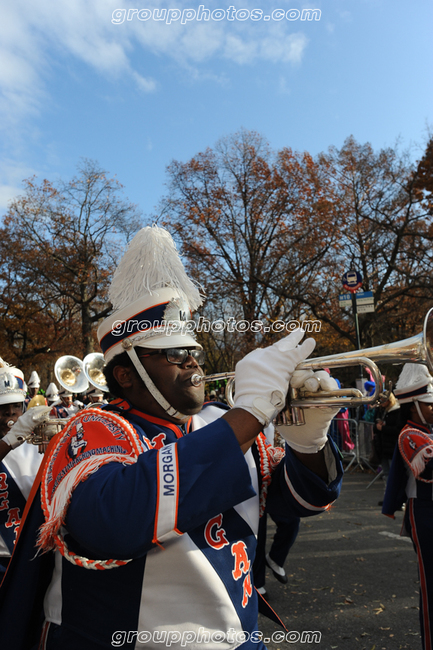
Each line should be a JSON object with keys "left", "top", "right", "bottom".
{"left": 329, "top": 416, "right": 377, "bottom": 473}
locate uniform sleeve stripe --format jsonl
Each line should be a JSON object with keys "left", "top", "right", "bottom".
{"left": 154, "top": 443, "right": 180, "bottom": 543}
{"left": 284, "top": 465, "right": 331, "bottom": 512}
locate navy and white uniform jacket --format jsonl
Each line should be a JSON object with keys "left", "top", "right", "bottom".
{"left": 0, "top": 443, "right": 42, "bottom": 572}
{"left": 0, "top": 400, "right": 343, "bottom": 650}
{"left": 382, "top": 420, "right": 433, "bottom": 517}
{"left": 382, "top": 421, "right": 433, "bottom": 650}
{"left": 50, "top": 402, "right": 81, "bottom": 419}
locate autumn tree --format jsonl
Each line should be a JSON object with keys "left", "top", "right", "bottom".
{"left": 0, "top": 160, "right": 142, "bottom": 377}
{"left": 413, "top": 136, "right": 433, "bottom": 215}
{"left": 161, "top": 129, "right": 337, "bottom": 369}
{"left": 161, "top": 131, "right": 433, "bottom": 376}
{"left": 256, "top": 135, "right": 433, "bottom": 365}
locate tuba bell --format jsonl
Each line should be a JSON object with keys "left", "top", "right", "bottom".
{"left": 54, "top": 355, "right": 89, "bottom": 394}
{"left": 83, "top": 353, "right": 109, "bottom": 393}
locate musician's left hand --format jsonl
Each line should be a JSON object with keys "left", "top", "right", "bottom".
{"left": 277, "top": 370, "right": 340, "bottom": 454}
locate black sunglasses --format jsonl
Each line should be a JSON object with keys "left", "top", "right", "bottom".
{"left": 138, "top": 348, "right": 205, "bottom": 366}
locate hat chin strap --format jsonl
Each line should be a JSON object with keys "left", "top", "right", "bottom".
{"left": 414, "top": 400, "right": 427, "bottom": 426}
{"left": 126, "top": 347, "right": 188, "bottom": 421}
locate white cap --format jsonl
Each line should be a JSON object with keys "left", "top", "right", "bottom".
{"left": 0, "top": 367, "right": 26, "bottom": 405}
{"left": 28, "top": 371, "right": 41, "bottom": 388}
{"left": 45, "top": 382, "right": 59, "bottom": 400}
{"left": 394, "top": 364, "right": 433, "bottom": 404}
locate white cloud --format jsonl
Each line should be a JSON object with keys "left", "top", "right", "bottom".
{"left": 0, "top": 0, "right": 311, "bottom": 135}
{"left": 260, "top": 32, "right": 308, "bottom": 64}
{"left": 131, "top": 71, "right": 158, "bottom": 93}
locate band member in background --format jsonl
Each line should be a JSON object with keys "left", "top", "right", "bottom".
{"left": 84, "top": 386, "right": 107, "bottom": 406}
{"left": 383, "top": 364, "right": 433, "bottom": 650}
{"left": 50, "top": 388, "right": 81, "bottom": 419}
{"left": 45, "top": 383, "right": 60, "bottom": 407}
{"left": 25, "top": 371, "right": 41, "bottom": 408}
{"left": 373, "top": 388, "right": 401, "bottom": 506}
{"left": 0, "top": 363, "right": 50, "bottom": 575}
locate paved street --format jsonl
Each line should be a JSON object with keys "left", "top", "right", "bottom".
{"left": 258, "top": 468, "right": 421, "bottom": 650}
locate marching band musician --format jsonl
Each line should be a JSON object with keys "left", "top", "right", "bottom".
{"left": 26, "top": 371, "right": 41, "bottom": 400}
{"left": 0, "top": 363, "right": 51, "bottom": 575}
{"left": 45, "top": 383, "right": 60, "bottom": 407}
{"left": 0, "top": 226, "right": 344, "bottom": 650}
{"left": 383, "top": 364, "right": 433, "bottom": 650}
{"left": 84, "top": 385, "right": 108, "bottom": 406}
{"left": 50, "top": 387, "right": 82, "bottom": 419}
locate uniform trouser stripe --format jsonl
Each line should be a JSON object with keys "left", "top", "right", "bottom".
{"left": 408, "top": 499, "right": 432, "bottom": 650}
{"left": 38, "top": 621, "right": 50, "bottom": 650}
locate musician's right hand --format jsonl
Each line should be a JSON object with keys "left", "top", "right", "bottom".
{"left": 2, "top": 405, "right": 52, "bottom": 449}
{"left": 233, "top": 329, "right": 316, "bottom": 427}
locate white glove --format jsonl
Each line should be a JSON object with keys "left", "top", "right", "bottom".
{"left": 277, "top": 370, "right": 340, "bottom": 453}
{"left": 2, "top": 406, "right": 52, "bottom": 449}
{"left": 233, "top": 329, "right": 316, "bottom": 426}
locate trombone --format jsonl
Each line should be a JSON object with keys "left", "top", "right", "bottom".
{"left": 191, "top": 308, "right": 433, "bottom": 423}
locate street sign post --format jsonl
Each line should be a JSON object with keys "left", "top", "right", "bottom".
{"left": 339, "top": 272, "right": 376, "bottom": 420}
{"left": 357, "top": 303, "right": 375, "bottom": 314}
{"left": 341, "top": 271, "right": 363, "bottom": 350}
{"left": 355, "top": 291, "right": 374, "bottom": 305}
{"left": 339, "top": 293, "right": 352, "bottom": 308}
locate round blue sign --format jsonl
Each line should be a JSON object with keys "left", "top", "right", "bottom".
{"left": 342, "top": 270, "right": 362, "bottom": 287}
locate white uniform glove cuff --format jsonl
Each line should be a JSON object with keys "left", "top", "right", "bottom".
{"left": 236, "top": 396, "right": 285, "bottom": 427}
{"left": 284, "top": 438, "right": 328, "bottom": 454}
{"left": 2, "top": 430, "right": 27, "bottom": 449}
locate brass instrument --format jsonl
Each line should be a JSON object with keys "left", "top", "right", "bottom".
{"left": 31, "top": 418, "right": 67, "bottom": 453}
{"left": 27, "top": 353, "right": 108, "bottom": 452}
{"left": 191, "top": 308, "right": 433, "bottom": 424}
{"left": 55, "top": 355, "right": 89, "bottom": 393}
{"left": 82, "top": 353, "right": 109, "bottom": 393}
{"left": 54, "top": 353, "right": 108, "bottom": 394}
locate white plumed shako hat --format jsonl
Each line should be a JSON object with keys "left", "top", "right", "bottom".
{"left": 45, "top": 382, "right": 59, "bottom": 400}
{"left": 394, "top": 363, "right": 433, "bottom": 404}
{"left": 28, "top": 371, "right": 41, "bottom": 388}
{"left": 97, "top": 225, "right": 204, "bottom": 363}
{"left": 97, "top": 225, "right": 205, "bottom": 421}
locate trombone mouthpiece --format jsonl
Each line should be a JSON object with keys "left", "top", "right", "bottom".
{"left": 7, "top": 420, "right": 14, "bottom": 428}
{"left": 190, "top": 373, "right": 204, "bottom": 386}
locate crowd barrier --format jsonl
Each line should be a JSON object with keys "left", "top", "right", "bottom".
{"left": 329, "top": 416, "right": 378, "bottom": 474}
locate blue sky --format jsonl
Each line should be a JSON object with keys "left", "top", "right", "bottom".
{"left": 1, "top": 0, "right": 432, "bottom": 218}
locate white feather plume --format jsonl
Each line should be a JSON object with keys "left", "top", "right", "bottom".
{"left": 109, "top": 225, "right": 204, "bottom": 312}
